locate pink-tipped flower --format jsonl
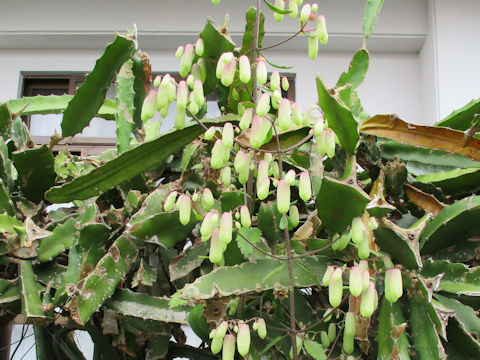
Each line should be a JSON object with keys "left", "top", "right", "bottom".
{"left": 219, "top": 212, "right": 233, "bottom": 244}
{"left": 178, "top": 195, "right": 192, "bottom": 225}
{"left": 237, "top": 323, "right": 251, "bottom": 356}
{"left": 317, "top": 15, "right": 328, "bottom": 44}
{"left": 221, "top": 166, "right": 231, "bottom": 187}
{"left": 174, "top": 106, "right": 186, "bottom": 130}
{"left": 187, "top": 93, "right": 199, "bottom": 115}
{"left": 221, "top": 58, "right": 237, "bottom": 87}
{"left": 176, "top": 81, "right": 188, "bottom": 110}
{"left": 351, "top": 217, "right": 365, "bottom": 244}
{"left": 274, "top": 0, "right": 285, "bottom": 22}
{"left": 270, "top": 71, "right": 280, "bottom": 91}
{"left": 329, "top": 267, "right": 343, "bottom": 308}
{"left": 222, "top": 334, "right": 235, "bottom": 360}
{"left": 164, "top": 191, "right": 177, "bottom": 212}
{"left": 239, "top": 108, "right": 253, "bottom": 130}
{"left": 277, "top": 180, "right": 291, "bottom": 214}
{"left": 202, "top": 188, "right": 215, "bottom": 212}
{"left": 141, "top": 90, "right": 157, "bottom": 122}
{"left": 299, "top": 4, "right": 312, "bottom": 25}
{"left": 191, "top": 63, "right": 203, "bottom": 82}
{"left": 385, "top": 268, "right": 403, "bottom": 303}
{"left": 361, "top": 269, "right": 370, "bottom": 293}
{"left": 257, "top": 160, "right": 269, "bottom": 183}
{"left": 209, "top": 230, "right": 223, "bottom": 264}
{"left": 200, "top": 210, "right": 219, "bottom": 242}
{"left": 314, "top": 118, "right": 324, "bottom": 136}
{"left": 240, "top": 205, "right": 251, "bottom": 228}
{"left": 193, "top": 80, "right": 205, "bottom": 107}
{"left": 234, "top": 151, "right": 250, "bottom": 184}
{"left": 289, "top": 205, "right": 299, "bottom": 227}
{"left": 156, "top": 86, "right": 168, "bottom": 111}
{"left": 222, "top": 122, "right": 234, "bottom": 149}
{"left": 256, "top": 58, "right": 267, "bottom": 85}
{"left": 175, "top": 46, "right": 184, "bottom": 59}
{"left": 349, "top": 266, "right": 363, "bottom": 297}
{"left": 153, "top": 75, "right": 162, "bottom": 87}
{"left": 179, "top": 43, "right": 195, "bottom": 78}
{"left": 358, "top": 236, "right": 370, "bottom": 259}
{"left": 291, "top": 102, "right": 303, "bottom": 125}
{"left": 282, "top": 76, "right": 290, "bottom": 91}
{"left": 344, "top": 312, "right": 356, "bottom": 338}
{"left": 278, "top": 98, "right": 292, "bottom": 131}
{"left": 298, "top": 171, "right": 312, "bottom": 201}
{"left": 239, "top": 55, "right": 251, "bottom": 84}
{"left": 195, "top": 38, "right": 204, "bottom": 56}
{"left": 257, "top": 318, "right": 267, "bottom": 339}
{"left": 257, "top": 177, "right": 270, "bottom": 201}
{"left": 285, "top": 169, "right": 296, "bottom": 186}
{"left": 211, "top": 140, "right": 227, "bottom": 169}
{"left": 326, "top": 129, "right": 336, "bottom": 158}
{"left": 288, "top": 0, "right": 299, "bottom": 19}
{"left": 308, "top": 35, "right": 319, "bottom": 60}
{"left": 360, "top": 281, "right": 377, "bottom": 318}
{"left": 256, "top": 93, "right": 271, "bottom": 117}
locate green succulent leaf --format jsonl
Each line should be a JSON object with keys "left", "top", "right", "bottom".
{"left": 337, "top": 49, "right": 370, "bottom": 89}
{"left": 115, "top": 59, "right": 135, "bottom": 153}
{"left": 435, "top": 97, "right": 480, "bottom": 130}
{"left": 363, "top": 0, "right": 385, "bottom": 40}
{"left": 377, "top": 298, "right": 411, "bottom": 360}
{"left": 241, "top": 6, "right": 265, "bottom": 62}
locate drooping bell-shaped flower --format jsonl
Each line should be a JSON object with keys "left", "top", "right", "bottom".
{"left": 257, "top": 177, "right": 270, "bottom": 200}
{"left": 234, "top": 150, "right": 250, "bottom": 184}
{"left": 344, "top": 312, "right": 356, "bottom": 338}
{"left": 221, "top": 58, "right": 237, "bottom": 87}
{"left": 298, "top": 171, "right": 312, "bottom": 201}
{"left": 274, "top": 0, "right": 285, "bottom": 22}
{"left": 240, "top": 205, "right": 251, "bottom": 228}
{"left": 163, "top": 191, "right": 177, "bottom": 212}
{"left": 141, "top": 90, "right": 157, "bottom": 122}
{"left": 237, "top": 323, "right": 251, "bottom": 356}
{"left": 385, "top": 268, "right": 403, "bottom": 303}
{"left": 211, "top": 140, "right": 228, "bottom": 169}
{"left": 271, "top": 90, "right": 282, "bottom": 109}
{"left": 308, "top": 35, "right": 319, "bottom": 60}
{"left": 291, "top": 102, "right": 303, "bottom": 125}
{"left": 257, "top": 318, "right": 267, "bottom": 339}
{"left": 256, "top": 57, "right": 267, "bottom": 85}
{"left": 202, "top": 188, "right": 214, "bottom": 212}
{"left": 326, "top": 129, "right": 336, "bottom": 158}
{"left": 282, "top": 76, "right": 290, "bottom": 91}
{"left": 200, "top": 210, "right": 219, "bottom": 242}
{"left": 153, "top": 75, "right": 162, "bottom": 87}
{"left": 219, "top": 212, "right": 233, "bottom": 244}
{"left": 222, "top": 122, "right": 234, "bottom": 149}
{"left": 277, "top": 180, "right": 290, "bottom": 214}
{"left": 256, "top": 93, "right": 271, "bottom": 117}
{"left": 174, "top": 106, "right": 186, "bottom": 130}
{"left": 187, "top": 93, "right": 199, "bottom": 115}
{"left": 289, "top": 205, "right": 299, "bottom": 227}
{"left": 178, "top": 194, "right": 192, "bottom": 225}
{"left": 299, "top": 4, "right": 312, "bottom": 25}
{"left": 179, "top": 43, "right": 195, "bottom": 78}
{"left": 329, "top": 267, "right": 343, "bottom": 307}
{"left": 322, "top": 265, "right": 334, "bottom": 287}
{"left": 209, "top": 230, "right": 223, "bottom": 264}
{"left": 176, "top": 80, "right": 188, "bottom": 110}
{"left": 270, "top": 71, "right": 280, "bottom": 91}
{"left": 197, "top": 57, "right": 207, "bottom": 82}
{"left": 349, "top": 266, "right": 363, "bottom": 297}
{"left": 277, "top": 98, "right": 292, "bottom": 131}
{"left": 222, "top": 334, "right": 235, "bottom": 360}
{"left": 195, "top": 38, "right": 204, "bottom": 56}
{"left": 358, "top": 235, "right": 370, "bottom": 259}
{"left": 239, "top": 108, "right": 253, "bottom": 130}
{"left": 285, "top": 169, "right": 296, "bottom": 186}
{"left": 288, "top": 0, "right": 299, "bottom": 18}
{"left": 221, "top": 166, "right": 231, "bottom": 187}
{"left": 314, "top": 117, "right": 324, "bottom": 136}
{"left": 351, "top": 217, "right": 365, "bottom": 244}
{"left": 360, "top": 281, "right": 377, "bottom": 318}
{"left": 204, "top": 126, "right": 216, "bottom": 140}
{"left": 175, "top": 46, "right": 184, "bottom": 59}
{"left": 239, "top": 55, "right": 251, "bottom": 84}
{"left": 193, "top": 80, "right": 205, "bottom": 107}
{"left": 317, "top": 15, "right": 328, "bottom": 44}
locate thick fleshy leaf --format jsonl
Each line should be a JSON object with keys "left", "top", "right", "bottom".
{"left": 316, "top": 76, "right": 359, "bottom": 155}
{"left": 106, "top": 289, "right": 191, "bottom": 324}
{"left": 435, "top": 97, "right": 480, "bottom": 130}
{"left": 374, "top": 218, "right": 422, "bottom": 269}
{"left": 337, "top": 49, "right": 370, "bottom": 89}
{"left": 241, "top": 6, "right": 265, "bottom": 62}
{"left": 315, "top": 176, "right": 370, "bottom": 234}
{"left": 264, "top": 0, "right": 291, "bottom": 14}
{"left": 38, "top": 218, "right": 77, "bottom": 262}
{"left": 180, "top": 256, "right": 327, "bottom": 300}
{"left": 420, "top": 195, "right": 480, "bottom": 254}
{"left": 363, "top": 0, "right": 385, "bottom": 40}
{"left": 12, "top": 145, "right": 56, "bottom": 203}
{"left": 257, "top": 201, "right": 282, "bottom": 245}
{"left": 304, "top": 339, "right": 326, "bottom": 360}
{"left": 422, "top": 259, "right": 480, "bottom": 296}
{"left": 61, "top": 35, "right": 135, "bottom": 137}
{"left": 377, "top": 298, "right": 411, "bottom": 360}
{"left": 236, "top": 227, "right": 262, "bottom": 258}
{"left": 132, "top": 51, "right": 150, "bottom": 131}
{"left": 404, "top": 184, "right": 444, "bottom": 216}
{"left": 20, "top": 260, "right": 49, "bottom": 323}
{"left": 415, "top": 168, "right": 480, "bottom": 196}
{"left": 361, "top": 115, "right": 480, "bottom": 162}
{"left": 169, "top": 241, "right": 208, "bottom": 281}
{"left": 409, "top": 295, "right": 445, "bottom": 360}
{"left": 115, "top": 59, "right": 135, "bottom": 153}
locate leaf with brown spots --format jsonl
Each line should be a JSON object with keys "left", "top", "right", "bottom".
{"left": 404, "top": 184, "right": 444, "bottom": 216}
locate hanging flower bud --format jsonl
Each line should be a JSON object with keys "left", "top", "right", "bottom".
{"left": 314, "top": 118, "right": 324, "bottom": 136}
{"left": 164, "top": 192, "right": 177, "bottom": 212}
{"left": 308, "top": 35, "right": 319, "bottom": 60}
{"left": 256, "top": 58, "right": 267, "bottom": 85}
{"left": 219, "top": 212, "right": 233, "bottom": 244}
{"left": 240, "top": 205, "right": 251, "bottom": 228}
{"left": 201, "top": 211, "right": 219, "bottom": 241}
{"left": 202, "top": 188, "right": 214, "bottom": 212}
{"left": 344, "top": 312, "right": 356, "bottom": 337}
{"left": 186, "top": 74, "right": 194, "bottom": 89}
{"left": 385, "top": 268, "right": 403, "bottom": 303}
{"left": 329, "top": 267, "right": 343, "bottom": 307}
{"left": 317, "top": 15, "right": 328, "bottom": 44}
{"left": 296, "top": 0, "right": 303, "bottom": 5}
{"left": 285, "top": 169, "right": 296, "bottom": 185}
{"left": 289, "top": 0, "right": 299, "bottom": 18}
{"left": 179, "top": 44, "right": 195, "bottom": 78}
{"left": 320, "top": 331, "right": 330, "bottom": 348}
{"left": 271, "top": 90, "right": 282, "bottom": 109}
{"left": 322, "top": 265, "right": 334, "bottom": 287}
{"left": 271, "top": 161, "right": 280, "bottom": 179}
{"left": 289, "top": 205, "right": 299, "bottom": 227}
{"left": 222, "top": 334, "right": 235, "bottom": 360}
{"left": 326, "top": 129, "right": 336, "bottom": 158}
{"left": 153, "top": 75, "right": 162, "bottom": 88}
{"left": 188, "top": 93, "right": 200, "bottom": 115}
{"left": 211, "top": 140, "right": 228, "bottom": 169}
{"left": 216, "top": 53, "right": 228, "bottom": 79}
{"left": 299, "top": 4, "right": 312, "bottom": 25}
{"left": 212, "top": 0, "right": 222, "bottom": 4}
{"left": 239, "top": 108, "right": 253, "bottom": 130}
{"left": 291, "top": 102, "right": 303, "bottom": 125}
{"left": 360, "top": 281, "right": 377, "bottom": 318}
{"left": 221, "top": 58, "right": 237, "bottom": 87}
{"left": 210, "top": 334, "right": 223, "bottom": 355}
{"left": 238, "top": 55, "right": 251, "bottom": 84}
{"left": 221, "top": 166, "right": 231, "bottom": 187}
{"left": 328, "top": 323, "right": 336, "bottom": 343}
{"left": 281, "top": 76, "right": 290, "bottom": 91}
{"left": 274, "top": 0, "right": 284, "bottom": 22}
{"left": 343, "top": 332, "right": 354, "bottom": 354}
{"left": 362, "top": 269, "right": 370, "bottom": 293}
{"left": 349, "top": 265, "right": 363, "bottom": 297}
{"left": 141, "top": 90, "right": 157, "bottom": 122}
{"left": 358, "top": 236, "right": 370, "bottom": 259}
{"left": 197, "top": 58, "right": 207, "bottom": 82}
{"left": 178, "top": 195, "right": 192, "bottom": 225}
{"left": 351, "top": 217, "right": 364, "bottom": 244}
{"left": 270, "top": 71, "right": 280, "bottom": 91}
{"left": 332, "top": 230, "right": 351, "bottom": 251}
{"left": 222, "top": 122, "right": 234, "bottom": 149}
{"left": 277, "top": 180, "right": 290, "bottom": 214}
{"left": 257, "top": 318, "right": 267, "bottom": 339}
{"left": 256, "top": 93, "right": 271, "bottom": 117}
{"left": 191, "top": 63, "right": 203, "bottom": 83}
{"left": 234, "top": 150, "right": 250, "bottom": 184}
{"left": 237, "top": 323, "right": 251, "bottom": 356}
{"left": 195, "top": 38, "right": 204, "bottom": 56}
{"left": 299, "top": 171, "right": 312, "bottom": 202}
{"left": 174, "top": 107, "right": 186, "bottom": 130}
{"left": 205, "top": 126, "right": 216, "bottom": 140}
{"left": 209, "top": 230, "right": 224, "bottom": 264}
{"left": 257, "top": 160, "right": 269, "bottom": 182}
{"left": 257, "top": 177, "right": 270, "bottom": 200}
{"left": 176, "top": 81, "right": 188, "bottom": 110}
{"left": 250, "top": 116, "right": 264, "bottom": 149}
{"left": 175, "top": 46, "right": 184, "bottom": 59}
{"left": 278, "top": 98, "right": 292, "bottom": 131}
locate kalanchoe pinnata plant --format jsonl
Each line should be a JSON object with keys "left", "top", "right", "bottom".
{"left": 1, "top": 1, "right": 480, "bottom": 359}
